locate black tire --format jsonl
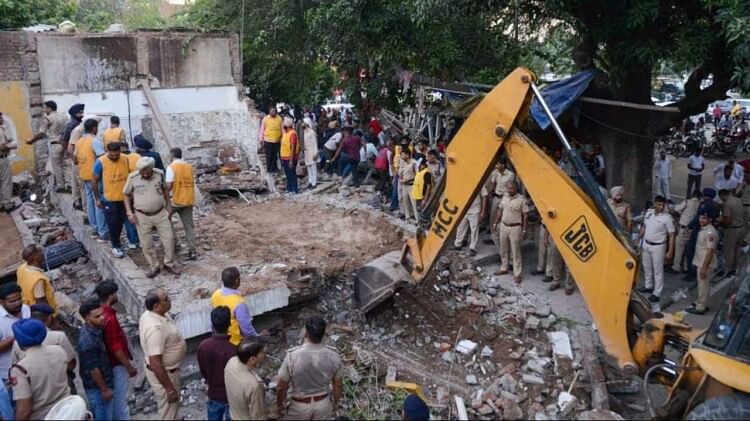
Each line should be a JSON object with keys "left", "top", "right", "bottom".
{"left": 686, "top": 393, "right": 750, "bottom": 420}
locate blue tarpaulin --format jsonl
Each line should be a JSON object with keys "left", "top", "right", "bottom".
{"left": 530, "top": 69, "right": 597, "bottom": 130}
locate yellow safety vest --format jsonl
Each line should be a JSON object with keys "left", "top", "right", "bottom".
{"left": 412, "top": 167, "right": 431, "bottom": 200}
{"left": 210, "top": 289, "right": 244, "bottom": 345}
{"left": 126, "top": 152, "right": 140, "bottom": 171}
{"left": 98, "top": 156, "right": 130, "bottom": 202}
{"left": 102, "top": 127, "right": 124, "bottom": 149}
{"left": 16, "top": 263, "right": 58, "bottom": 314}
{"left": 393, "top": 145, "right": 401, "bottom": 172}
{"left": 280, "top": 129, "right": 300, "bottom": 159}
{"left": 263, "top": 115, "right": 283, "bottom": 143}
{"left": 169, "top": 161, "right": 195, "bottom": 206}
{"left": 75, "top": 135, "right": 96, "bottom": 181}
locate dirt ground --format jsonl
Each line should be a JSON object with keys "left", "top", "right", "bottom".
{"left": 129, "top": 197, "right": 406, "bottom": 314}
{"left": 0, "top": 213, "right": 23, "bottom": 271}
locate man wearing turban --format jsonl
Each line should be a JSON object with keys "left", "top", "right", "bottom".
{"left": 607, "top": 186, "right": 633, "bottom": 233}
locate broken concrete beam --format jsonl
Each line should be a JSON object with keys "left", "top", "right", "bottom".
{"left": 456, "top": 339, "right": 478, "bottom": 355}
{"left": 454, "top": 396, "right": 469, "bottom": 421}
{"left": 548, "top": 331, "right": 573, "bottom": 359}
{"left": 574, "top": 327, "right": 610, "bottom": 410}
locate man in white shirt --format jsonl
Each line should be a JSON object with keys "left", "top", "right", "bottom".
{"left": 712, "top": 158, "right": 745, "bottom": 186}
{"left": 653, "top": 151, "right": 672, "bottom": 200}
{"left": 686, "top": 149, "right": 705, "bottom": 198}
{"left": 714, "top": 165, "right": 740, "bottom": 192}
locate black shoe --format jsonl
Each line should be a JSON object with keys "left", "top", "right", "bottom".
{"left": 664, "top": 267, "right": 680, "bottom": 274}
{"left": 649, "top": 294, "right": 661, "bottom": 303}
{"left": 636, "top": 286, "right": 654, "bottom": 293}
{"left": 542, "top": 276, "right": 553, "bottom": 283}
{"left": 681, "top": 275, "right": 696, "bottom": 283}
{"left": 73, "top": 200, "right": 82, "bottom": 211}
{"left": 468, "top": 249, "right": 477, "bottom": 257}
{"left": 685, "top": 305, "right": 708, "bottom": 315}
{"left": 531, "top": 270, "right": 545, "bottom": 275}
{"left": 483, "top": 239, "right": 494, "bottom": 245}
{"left": 725, "top": 269, "right": 737, "bottom": 278}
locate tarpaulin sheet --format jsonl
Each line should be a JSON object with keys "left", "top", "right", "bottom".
{"left": 531, "top": 69, "right": 597, "bottom": 130}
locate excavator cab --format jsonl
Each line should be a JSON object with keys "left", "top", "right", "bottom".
{"left": 701, "top": 266, "right": 750, "bottom": 360}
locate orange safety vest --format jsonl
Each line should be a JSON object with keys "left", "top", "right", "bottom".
{"left": 210, "top": 289, "right": 245, "bottom": 346}
{"left": 16, "top": 263, "right": 58, "bottom": 314}
{"left": 280, "top": 129, "right": 300, "bottom": 160}
{"left": 262, "top": 115, "right": 283, "bottom": 143}
{"left": 98, "top": 155, "right": 130, "bottom": 202}
{"left": 126, "top": 152, "right": 140, "bottom": 171}
{"left": 75, "top": 135, "right": 96, "bottom": 181}
{"left": 169, "top": 161, "right": 195, "bottom": 206}
{"left": 102, "top": 127, "right": 124, "bottom": 149}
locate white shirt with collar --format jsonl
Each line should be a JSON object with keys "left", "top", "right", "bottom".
{"left": 654, "top": 158, "right": 671, "bottom": 179}
{"left": 0, "top": 304, "right": 30, "bottom": 378}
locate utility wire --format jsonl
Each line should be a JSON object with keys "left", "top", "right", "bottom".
{"left": 574, "top": 107, "right": 663, "bottom": 140}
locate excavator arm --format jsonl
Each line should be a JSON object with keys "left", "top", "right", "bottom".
{"left": 354, "top": 68, "right": 641, "bottom": 371}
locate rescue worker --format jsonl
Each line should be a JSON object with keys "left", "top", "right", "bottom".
{"left": 607, "top": 186, "right": 633, "bottom": 233}
{"left": 276, "top": 316, "right": 343, "bottom": 420}
{"left": 488, "top": 159, "right": 516, "bottom": 254}
{"left": 16, "top": 245, "right": 58, "bottom": 313}
{"left": 686, "top": 208, "right": 719, "bottom": 315}
{"left": 10, "top": 318, "right": 70, "bottom": 420}
{"left": 259, "top": 106, "right": 283, "bottom": 178}
{"left": 637, "top": 195, "right": 676, "bottom": 303}
{"left": 718, "top": 188, "right": 745, "bottom": 277}
{"left": 166, "top": 147, "right": 196, "bottom": 260}
{"left": 398, "top": 148, "right": 417, "bottom": 221}
{"left": 426, "top": 149, "right": 444, "bottom": 184}
{"left": 0, "top": 112, "right": 18, "bottom": 211}
{"left": 139, "top": 288, "right": 187, "bottom": 420}
{"left": 225, "top": 338, "right": 267, "bottom": 420}
{"left": 67, "top": 112, "right": 99, "bottom": 209}
{"left": 74, "top": 119, "right": 108, "bottom": 241}
{"left": 670, "top": 189, "right": 701, "bottom": 274}
{"left": 411, "top": 160, "right": 433, "bottom": 227}
{"left": 25, "top": 101, "right": 68, "bottom": 192}
{"left": 454, "top": 186, "right": 488, "bottom": 256}
{"left": 102, "top": 115, "right": 126, "bottom": 150}
{"left": 210, "top": 267, "right": 260, "bottom": 346}
{"left": 93, "top": 142, "right": 133, "bottom": 258}
{"left": 280, "top": 117, "right": 300, "bottom": 195}
{"left": 123, "top": 157, "right": 178, "bottom": 277}
{"left": 121, "top": 141, "right": 140, "bottom": 170}
{"left": 493, "top": 181, "right": 529, "bottom": 283}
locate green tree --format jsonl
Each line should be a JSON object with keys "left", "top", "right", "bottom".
{"left": 0, "top": 0, "right": 77, "bottom": 29}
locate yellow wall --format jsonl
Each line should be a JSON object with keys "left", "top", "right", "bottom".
{"left": 0, "top": 82, "right": 35, "bottom": 174}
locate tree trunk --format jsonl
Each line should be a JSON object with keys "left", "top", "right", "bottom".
{"left": 597, "top": 125, "right": 654, "bottom": 213}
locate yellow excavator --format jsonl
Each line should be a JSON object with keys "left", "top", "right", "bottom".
{"left": 353, "top": 68, "right": 750, "bottom": 419}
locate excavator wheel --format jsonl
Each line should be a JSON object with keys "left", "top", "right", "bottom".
{"left": 686, "top": 393, "right": 750, "bottom": 420}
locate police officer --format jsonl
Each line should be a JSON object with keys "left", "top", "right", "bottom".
{"left": 26, "top": 101, "right": 68, "bottom": 192}
{"left": 637, "top": 195, "right": 675, "bottom": 303}
{"left": 607, "top": 186, "right": 633, "bottom": 233}
{"left": 276, "top": 316, "right": 343, "bottom": 420}
{"left": 139, "top": 288, "right": 187, "bottom": 420}
{"left": 0, "top": 113, "right": 17, "bottom": 212}
{"left": 123, "top": 157, "right": 179, "bottom": 278}
{"left": 670, "top": 189, "right": 701, "bottom": 274}
{"left": 493, "top": 181, "right": 529, "bottom": 283}
{"left": 738, "top": 172, "right": 750, "bottom": 243}
{"left": 488, "top": 159, "right": 516, "bottom": 253}
{"left": 718, "top": 188, "right": 745, "bottom": 277}
{"left": 684, "top": 188, "right": 719, "bottom": 282}
{"left": 454, "top": 186, "right": 488, "bottom": 256}
{"left": 545, "top": 232, "right": 576, "bottom": 295}
{"left": 686, "top": 208, "right": 719, "bottom": 315}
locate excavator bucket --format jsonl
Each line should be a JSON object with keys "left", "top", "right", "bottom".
{"left": 353, "top": 251, "right": 413, "bottom": 313}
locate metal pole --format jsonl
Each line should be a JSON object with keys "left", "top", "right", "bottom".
{"left": 530, "top": 82, "right": 573, "bottom": 151}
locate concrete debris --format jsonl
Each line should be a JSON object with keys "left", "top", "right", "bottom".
{"left": 191, "top": 287, "right": 211, "bottom": 299}
{"left": 455, "top": 396, "right": 469, "bottom": 421}
{"left": 575, "top": 410, "right": 625, "bottom": 420}
{"left": 442, "top": 351, "right": 455, "bottom": 363}
{"left": 456, "top": 339, "right": 478, "bottom": 355}
{"left": 499, "top": 399, "right": 525, "bottom": 420}
{"left": 534, "top": 304, "right": 552, "bottom": 318}
{"left": 525, "top": 316, "right": 541, "bottom": 330}
{"left": 498, "top": 373, "right": 518, "bottom": 393}
{"left": 480, "top": 345, "right": 493, "bottom": 358}
{"left": 465, "top": 374, "right": 478, "bottom": 385}
{"left": 557, "top": 391, "right": 578, "bottom": 417}
{"left": 522, "top": 374, "right": 546, "bottom": 385}
{"left": 548, "top": 331, "right": 573, "bottom": 359}
{"left": 477, "top": 404, "right": 494, "bottom": 416}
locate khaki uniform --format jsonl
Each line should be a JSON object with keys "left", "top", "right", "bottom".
{"left": 607, "top": 199, "right": 632, "bottom": 231}
{"left": 12, "top": 329, "right": 75, "bottom": 364}
{"left": 42, "top": 111, "right": 68, "bottom": 190}
{"left": 545, "top": 231, "right": 574, "bottom": 290}
{"left": 721, "top": 195, "right": 745, "bottom": 271}
{"left": 489, "top": 169, "right": 516, "bottom": 249}
{"left": 278, "top": 342, "right": 343, "bottom": 420}
{"left": 10, "top": 344, "right": 70, "bottom": 420}
{"left": 740, "top": 184, "right": 750, "bottom": 243}
{"left": 0, "top": 124, "right": 15, "bottom": 209}
{"left": 398, "top": 158, "right": 417, "bottom": 220}
{"left": 497, "top": 194, "right": 529, "bottom": 278}
{"left": 225, "top": 356, "right": 267, "bottom": 420}
{"left": 693, "top": 224, "right": 718, "bottom": 311}
{"left": 641, "top": 209, "right": 675, "bottom": 297}
{"left": 455, "top": 187, "right": 488, "bottom": 251}
{"left": 139, "top": 310, "right": 187, "bottom": 420}
{"left": 67, "top": 122, "right": 86, "bottom": 203}
{"left": 536, "top": 224, "right": 548, "bottom": 273}
{"left": 124, "top": 170, "right": 175, "bottom": 270}
{"left": 672, "top": 198, "right": 700, "bottom": 271}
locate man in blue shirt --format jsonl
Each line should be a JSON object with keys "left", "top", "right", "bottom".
{"left": 77, "top": 298, "right": 114, "bottom": 420}
{"left": 134, "top": 135, "right": 165, "bottom": 171}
